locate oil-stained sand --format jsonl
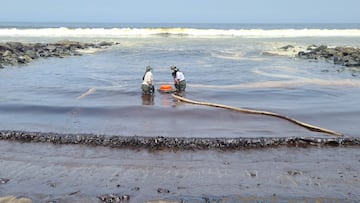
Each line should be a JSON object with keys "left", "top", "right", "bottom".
{"left": 0, "top": 141, "right": 359, "bottom": 202}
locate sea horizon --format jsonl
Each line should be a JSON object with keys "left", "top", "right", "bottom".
{"left": 1, "top": 21, "right": 360, "bottom": 29}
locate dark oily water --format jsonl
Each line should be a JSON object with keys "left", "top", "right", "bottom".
{"left": 0, "top": 37, "right": 360, "bottom": 137}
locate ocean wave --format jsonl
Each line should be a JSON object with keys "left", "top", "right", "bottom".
{"left": 1, "top": 27, "right": 360, "bottom": 38}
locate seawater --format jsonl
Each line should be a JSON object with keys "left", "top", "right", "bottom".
{"left": 0, "top": 23, "right": 360, "bottom": 137}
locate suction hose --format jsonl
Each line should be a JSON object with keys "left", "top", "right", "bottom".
{"left": 172, "top": 94, "right": 343, "bottom": 137}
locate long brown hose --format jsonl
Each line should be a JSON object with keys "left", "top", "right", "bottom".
{"left": 172, "top": 94, "right": 343, "bottom": 137}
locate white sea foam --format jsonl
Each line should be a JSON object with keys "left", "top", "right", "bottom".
{"left": 211, "top": 50, "right": 245, "bottom": 60}
{"left": 263, "top": 45, "right": 307, "bottom": 57}
{"left": 76, "top": 47, "right": 102, "bottom": 54}
{"left": 190, "top": 79, "right": 360, "bottom": 89}
{"left": 252, "top": 69, "right": 306, "bottom": 80}
{"left": 1, "top": 27, "right": 360, "bottom": 38}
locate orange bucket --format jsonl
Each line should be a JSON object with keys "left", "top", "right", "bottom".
{"left": 160, "top": 85, "right": 172, "bottom": 91}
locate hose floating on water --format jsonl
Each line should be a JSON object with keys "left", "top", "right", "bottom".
{"left": 171, "top": 94, "right": 343, "bottom": 137}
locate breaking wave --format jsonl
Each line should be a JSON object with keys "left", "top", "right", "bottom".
{"left": 1, "top": 27, "right": 360, "bottom": 38}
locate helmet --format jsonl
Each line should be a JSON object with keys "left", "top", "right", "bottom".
{"left": 146, "top": 66, "right": 152, "bottom": 71}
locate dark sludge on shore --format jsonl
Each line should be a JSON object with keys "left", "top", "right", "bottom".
{"left": 96, "top": 194, "right": 352, "bottom": 203}
{"left": 1, "top": 130, "right": 359, "bottom": 150}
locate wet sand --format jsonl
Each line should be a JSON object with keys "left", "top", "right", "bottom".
{"left": 0, "top": 140, "right": 359, "bottom": 202}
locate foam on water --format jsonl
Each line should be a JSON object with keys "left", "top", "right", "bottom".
{"left": 1, "top": 27, "right": 360, "bottom": 38}
{"left": 189, "top": 79, "right": 360, "bottom": 89}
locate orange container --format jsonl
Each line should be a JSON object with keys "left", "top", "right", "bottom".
{"left": 160, "top": 85, "right": 173, "bottom": 91}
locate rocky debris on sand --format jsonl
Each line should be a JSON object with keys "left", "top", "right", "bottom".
{"left": 297, "top": 45, "right": 360, "bottom": 67}
{"left": 0, "top": 130, "right": 360, "bottom": 150}
{"left": 287, "top": 169, "right": 303, "bottom": 176}
{"left": 146, "top": 196, "right": 349, "bottom": 203}
{"left": 98, "top": 193, "right": 130, "bottom": 203}
{"left": 157, "top": 188, "right": 170, "bottom": 193}
{"left": 131, "top": 187, "right": 140, "bottom": 191}
{"left": 0, "top": 40, "right": 116, "bottom": 67}
{"left": 0, "top": 178, "right": 10, "bottom": 184}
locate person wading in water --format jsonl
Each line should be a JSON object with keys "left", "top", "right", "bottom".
{"left": 141, "top": 66, "right": 154, "bottom": 94}
{"left": 170, "top": 66, "right": 186, "bottom": 92}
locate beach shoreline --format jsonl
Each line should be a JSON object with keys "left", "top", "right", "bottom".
{"left": 0, "top": 130, "right": 359, "bottom": 150}
{"left": 0, "top": 140, "right": 359, "bottom": 203}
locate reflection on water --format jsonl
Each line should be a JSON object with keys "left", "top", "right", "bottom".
{"left": 141, "top": 94, "right": 154, "bottom": 105}
{"left": 160, "top": 93, "right": 173, "bottom": 107}
{"left": 157, "top": 92, "right": 187, "bottom": 107}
